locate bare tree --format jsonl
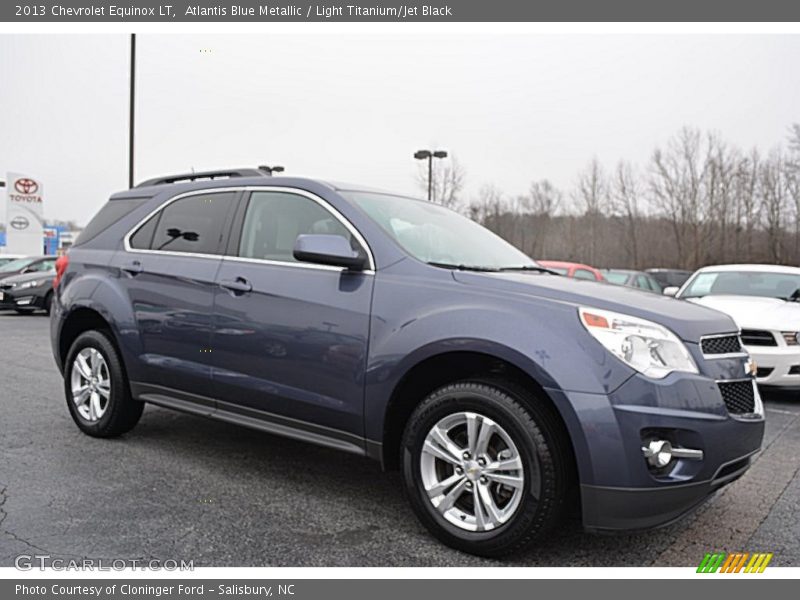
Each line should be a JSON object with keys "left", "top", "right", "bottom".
{"left": 610, "top": 161, "right": 643, "bottom": 268}
{"left": 787, "top": 125, "right": 800, "bottom": 262}
{"left": 574, "top": 157, "right": 608, "bottom": 264}
{"left": 524, "top": 179, "right": 562, "bottom": 257}
{"left": 416, "top": 156, "right": 466, "bottom": 209}
{"left": 759, "top": 149, "right": 789, "bottom": 263}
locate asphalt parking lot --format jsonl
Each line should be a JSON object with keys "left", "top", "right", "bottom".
{"left": 1, "top": 313, "right": 798, "bottom": 567}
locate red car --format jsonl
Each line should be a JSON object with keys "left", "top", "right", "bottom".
{"left": 538, "top": 260, "right": 605, "bottom": 281}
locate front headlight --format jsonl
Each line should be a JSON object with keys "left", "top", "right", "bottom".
{"left": 17, "top": 280, "right": 44, "bottom": 290}
{"left": 579, "top": 307, "right": 698, "bottom": 379}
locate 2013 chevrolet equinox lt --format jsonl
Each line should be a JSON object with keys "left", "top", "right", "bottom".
{"left": 51, "top": 168, "right": 765, "bottom": 557}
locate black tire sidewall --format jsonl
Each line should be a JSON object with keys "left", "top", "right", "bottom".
{"left": 63, "top": 330, "right": 137, "bottom": 437}
{"left": 401, "top": 382, "right": 561, "bottom": 556}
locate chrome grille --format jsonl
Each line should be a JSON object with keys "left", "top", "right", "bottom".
{"left": 740, "top": 329, "right": 777, "bottom": 347}
{"left": 700, "top": 335, "right": 742, "bottom": 355}
{"left": 718, "top": 380, "right": 756, "bottom": 415}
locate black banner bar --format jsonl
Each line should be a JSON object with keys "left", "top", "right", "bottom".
{"left": 3, "top": 579, "right": 798, "bottom": 600}
{"left": 3, "top": 0, "right": 800, "bottom": 22}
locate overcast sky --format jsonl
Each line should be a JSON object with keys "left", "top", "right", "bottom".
{"left": 1, "top": 34, "right": 799, "bottom": 225}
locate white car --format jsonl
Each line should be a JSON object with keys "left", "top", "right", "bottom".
{"left": 667, "top": 264, "right": 800, "bottom": 393}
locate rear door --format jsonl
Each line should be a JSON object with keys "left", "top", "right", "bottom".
{"left": 210, "top": 189, "right": 374, "bottom": 441}
{"left": 113, "top": 190, "right": 240, "bottom": 399}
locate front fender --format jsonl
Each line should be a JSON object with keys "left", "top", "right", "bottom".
{"left": 363, "top": 269, "right": 635, "bottom": 443}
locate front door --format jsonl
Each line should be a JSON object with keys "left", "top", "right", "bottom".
{"left": 211, "top": 190, "right": 373, "bottom": 440}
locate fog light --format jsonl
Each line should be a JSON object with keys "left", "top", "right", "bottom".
{"left": 643, "top": 440, "right": 673, "bottom": 468}
{"left": 642, "top": 439, "right": 704, "bottom": 468}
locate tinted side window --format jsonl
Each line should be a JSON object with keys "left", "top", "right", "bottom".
{"left": 239, "top": 192, "right": 354, "bottom": 263}
{"left": 129, "top": 213, "right": 159, "bottom": 250}
{"left": 574, "top": 269, "right": 596, "bottom": 280}
{"left": 30, "top": 259, "right": 56, "bottom": 272}
{"left": 134, "top": 192, "right": 234, "bottom": 255}
{"left": 73, "top": 198, "right": 150, "bottom": 246}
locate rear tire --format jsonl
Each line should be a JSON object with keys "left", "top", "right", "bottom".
{"left": 64, "top": 330, "right": 143, "bottom": 437}
{"left": 401, "top": 380, "right": 570, "bottom": 557}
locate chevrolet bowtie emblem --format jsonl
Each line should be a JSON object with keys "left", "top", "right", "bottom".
{"left": 745, "top": 359, "right": 758, "bottom": 377}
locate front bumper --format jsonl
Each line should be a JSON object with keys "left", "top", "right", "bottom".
{"left": 549, "top": 368, "right": 765, "bottom": 532}
{"left": 750, "top": 345, "right": 800, "bottom": 390}
{"left": 0, "top": 289, "right": 47, "bottom": 310}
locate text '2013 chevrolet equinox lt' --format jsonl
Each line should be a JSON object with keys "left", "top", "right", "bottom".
{"left": 51, "top": 168, "right": 765, "bottom": 557}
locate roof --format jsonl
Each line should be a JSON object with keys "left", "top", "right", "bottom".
{"left": 695, "top": 264, "right": 800, "bottom": 275}
{"left": 111, "top": 174, "right": 404, "bottom": 201}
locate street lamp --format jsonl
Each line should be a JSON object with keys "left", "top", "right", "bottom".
{"left": 414, "top": 149, "right": 448, "bottom": 202}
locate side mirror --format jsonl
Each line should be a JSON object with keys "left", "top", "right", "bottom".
{"left": 663, "top": 286, "right": 679, "bottom": 297}
{"left": 293, "top": 234, "right": 367, "bottom": 271}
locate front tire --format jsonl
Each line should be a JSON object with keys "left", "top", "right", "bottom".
{"left": 401, "top": 381, "right": 570, "bottom": 557}
{"left": 64, "top": 330, "right": 143, "bottom": 437}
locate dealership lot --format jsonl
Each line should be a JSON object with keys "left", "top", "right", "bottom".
{"left": 1, "top": 313, "right": 799, "bottom": 567}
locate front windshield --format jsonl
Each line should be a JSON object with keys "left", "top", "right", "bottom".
{"left": 0, "top": 257, "right": 35, "bottom": 273}
{"left": 604, "top": 271, "right": 630, "bottom": 285}
{"left": 345, "top": 192, "right": 536, "bottom": 270}
{"left": 681, "top": 270, "right": 800, "bottom": 301}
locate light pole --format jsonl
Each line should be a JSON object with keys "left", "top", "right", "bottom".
{"left": 414, "top": 149, "right": 448, "bottom": 202}
{"left": 129, "top": 33, "right": 136, "bottom": 188}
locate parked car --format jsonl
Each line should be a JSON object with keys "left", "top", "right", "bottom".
{"left": 537, "top": 260, "right": 604, "bottom": 281}
{"left": 646, "top": 268, "right": 692, "bottom": 290}
{"left": 602, "top": 269, "right": 663, "bottom": 293}
{"left": 0, "top": 254, "right": 25, "bottom": 267}
{"left": 0, "top": 269, "right": 56, "bottom": 314}
{"left": 0, "top": 255, "right": 57, "bottom": 281}
{"left": 670, "top": 264, "right": 800, "bottom": 393}
{"left": 51, "top": 168, "right": 764, "bottom": 557}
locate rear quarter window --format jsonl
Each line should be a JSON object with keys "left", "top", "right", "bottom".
{"left": 73, "top": 198, "right": 150, "bottom": 247}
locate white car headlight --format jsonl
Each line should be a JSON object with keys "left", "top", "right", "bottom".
{"left": 17, "top": 280, "right": 44, "bottom": 290}
{"left": 579, "top": 307, "right": 699, "bottom": 379}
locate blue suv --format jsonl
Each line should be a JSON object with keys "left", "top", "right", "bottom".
{"left": 51, "top": 168, "right": 764, "bottom": 557}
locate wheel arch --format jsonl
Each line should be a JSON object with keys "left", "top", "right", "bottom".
{"left": 379, "top": 346, "right": 580, "bottom": 490}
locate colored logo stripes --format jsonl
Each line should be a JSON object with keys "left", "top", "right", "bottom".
{"left": 697, "top": 552, "right": 773, "bottom": 573}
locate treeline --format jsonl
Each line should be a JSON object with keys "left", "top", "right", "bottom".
{"left": 448, "top": 125, "right": 800, "bottom": 270}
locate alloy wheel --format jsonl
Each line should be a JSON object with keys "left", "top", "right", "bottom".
{"left": 419, "top": 411, "right": 536, "bottom": 532}
{"left": 70, "top": 348, "right": 111, "bottom": 422}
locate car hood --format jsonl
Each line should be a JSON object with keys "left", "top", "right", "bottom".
{"left": 0, "top": 270, "right": 54, "bottom": 286}
{"left": 687, "top": 295, "right": 800, "bottom": 331}
{"left": 452, "top": 271, "right": 736, "bottom": 343}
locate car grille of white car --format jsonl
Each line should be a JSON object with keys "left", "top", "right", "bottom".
{"left": 740, "top": 329, "right": 778, "bottom": 347}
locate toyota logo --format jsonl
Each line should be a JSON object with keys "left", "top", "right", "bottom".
{"left": 14, "top": 178, "right": 38, "bottom": 195}
{"left": 10, "top": 216, "right": 30, "bottom": 230}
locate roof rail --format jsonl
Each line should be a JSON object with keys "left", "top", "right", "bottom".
{"left": 135, "top": 166, "right": 282, "bottom": 188}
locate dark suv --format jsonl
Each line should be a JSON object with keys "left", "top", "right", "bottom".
{"left": 51, "top": 168, "right": 764, "bottom": 557}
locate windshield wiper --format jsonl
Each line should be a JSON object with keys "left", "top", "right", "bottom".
{"left": 497, "top": 265, "right": 560, "bottom": 275}
{"left": 426, "top": 262, "right": 499, "bottom": 272}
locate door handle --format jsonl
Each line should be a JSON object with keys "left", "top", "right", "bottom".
{"left": 220, "top": 277, "right": 252, "bottom": 295}
{"left": 122, "top": 260, "right": 143, "bottom": 276}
